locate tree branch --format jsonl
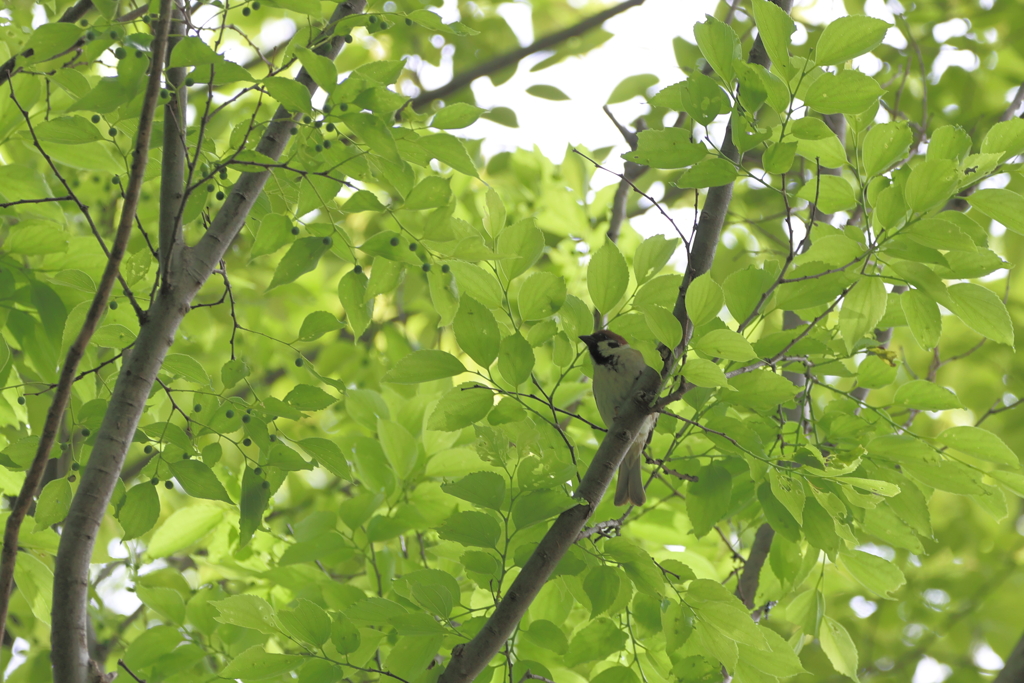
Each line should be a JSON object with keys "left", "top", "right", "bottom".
{"left": 0, "top": 0, "right": 169, "bottom": 655}
{"left": 735, "top": 523, "right": 774, "bottom": 612}
{"left": 159, "top": 10, "right": 188, "bottom": 287}
{"left": 50, "top": 3, "right": 366, "bottom": 682}
{"left": 995, "top": 630, "right": 1024, "bottom": 683}
{"left": 410, "top": 0, "right": 645, "bottom": 111}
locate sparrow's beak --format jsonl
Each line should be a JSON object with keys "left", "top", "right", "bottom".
{"left": 579, "top": 335, "right": 596, "bottom": 347}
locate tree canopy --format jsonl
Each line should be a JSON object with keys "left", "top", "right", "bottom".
{"left": 0, "top": 0, "right": 1023, "bottom": 681}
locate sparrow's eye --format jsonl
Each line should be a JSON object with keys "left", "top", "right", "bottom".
{"left": 607, "top": 342, "right": 619, "bottom": 348}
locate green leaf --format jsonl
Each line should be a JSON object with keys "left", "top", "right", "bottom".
{"left": 407, "top": 9, "right": 479, "bottom": 35}
{"left": 437, "top": 510, "right": 501, "bottom": 547}
{"left": 750, "top": 0, "right": 795, "bottom": 72}
{"left": 797, "top": 175, "right": 858, "bottom": 213}
{"left": 623, "top": 129, "right": 706, "bottom": 169}
{"left": 299, "top": 438, "right": 351, "bottom": 479}
{"left": 429, "top": 384, "right": 494, "bottom": 431}
{"left": 862, "top": 122, "right": 912, "bottom": 176}
{"left": 583, "top": 566, "right": 621, "bottom": 618}
{"left": 497, "top": 333, "right": 534, "bottom": 386}
{"left": 378, "top": 418, "right": 417, "bottom": 480}
{"left": 33, "top": 116, "right": 104, "bottom": 145}
{"left": 900, "top": 289, "right": 941, "bottom": 349}
{"left": 937, "top": 426, "right": 1018, "bottom": 467}
{"left": 220, "top": 646, "right": 304, "bottom": 680}
{"left": 136, "top": 586, "right": 186, "bottom": 625}
{"left": 342, "top": 189, "right": 387, "bottom": 213}
{"left": 145, "top": 505, "right": 223, "bottom": 559}
{"left": 685, "top": 273, "right": 724, "bottom": 325}
{"left": 904, "top": 159, "right": 960, "bottom": 213}
{"left": 980, "top": 117, "right": 1024, "bottom": 161}
{"left": 607, "top": 74, "right": 659, "bottom": 104}
{"left": 675, "top": 158, "right": 738, "bottom": 189}
{"left": 681, "top": 358, "right": 732, "bottom": 389}
{"left": 480, "top": 107, "right": 518, "bottom": 127}
{"left": 686, "top": 464, "right": 731, "bottom": 538}
{"left": 4, "top": 221, "right": 68, "bottom": 255}
{"left": 262, "top": 76, "right": 312, "bottom": 114}
{"left": 518, "top": 272, "right": 567, "bottom": 320}
{"left": 34, "top": 479, "right": 71, "bottom": 531}
{"left": 279, "top": 599, "right": 331, "bottom": 647}
{"left": 893, "top": 380, "right": 962, "bottom": 410}
{"left": 170, "top": 460, "right": 233, "bottom": 503}
{"left": 343, "top": 113, "right": 400, "bottom": 163}
{"left": 837, "top": 549, "right": 906, "bottom": 599}
{"left": 928, "top": 124, "right": 972, "bottom": 162}
{"left": 285, "top": 384, "right": 337, "bottom": 411}
{"left": 118, "top": 483, "right": 160, "bottom": 540}
{"left": 384, "top": 350, "right": 466, "bottom": 384}
{"left": 564, "top": 618, "right": 628, "bottom": 666}
{"left": 693, "top": 16, "right": 740, "bottom": 83}
{"left": 968, "top": 188, "right": 1024, "bottom": 236}
{"left": 763, "top": 141, "right": 797, "bottom": 174}
{"left": 497, "top": 219, "right": 545, "bottom": 280}
{"left": 839, "top": 276, "right": 887, "bottom": 353}
{"left": 267, "top": 237, "right": 330, "bottom": 290}
{"left": 947, "top": 282, "right": 1014, "bottom": 347}
{"left": 162, "top": 353, "right": 211, "bottom": 386}
{"left": 643, "top": 304, "right": 683, "bottom": 349}
{"left": 526, "top": 85, "right": 570, "bottom": 100}
{"left": 588, "top": 241, "right": 629, "bottom": 313}
{"left": 804, "top": 70, "right": 882, "bottom": 115}
{"left": 169, "top": 36, "right": 220, "bottom": 67}
{"left": 442, "top": 471, "right": 506, "bottom": 510}
{"left": 454, "top": 296, "right": 500, "bottom": 368}
{"left": 338, "top": 269, "right": 374, "bottom": 338}
{"left": 820, "top": 616, "right": 860, "bottom": 681}
{"left": 432, "top": 103, "right": 486, "bottom": 129}
{"left": 634, "top": 234, "right": 682, "bottom": 284}
{"left": 251, "top": 214, "right": 294, "bottom": 258}
{"left": 815, "top": 16, "right": 890, "bottom": 65}
{"left": 294, "top": 46, "right": 337, "bottom": 93}
{"left": 692, "top": 329, "right": 757, "bottom": 361}
{"left": 21, "top": 24, "right": 83, "bottom": 64}
{"left": 419, "top": 133, "right": 478, "bottom": 177}
{"left": 239, "top": 466, "right": 272, "bottom": 547}
{"left": 297, "top": 310, "right": 342, "bottom": 341}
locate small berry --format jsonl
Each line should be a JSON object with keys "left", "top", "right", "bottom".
{"left": 253, "top": 1, "right": 261, "bottom": 8}
{"left": 207, "top": 184, "right": 214, "bottom": 192}
{"left": 408, "top": 242, "right": 417, "bottom": 251}
{"left": 226, "top": 410, "right": 235, "bottom": 418}
{"left": 17, "top": 396, "right": 25, "bottom": 405}
{"left": 291, "top": 226, "right": 300, "bottom": 235}
{"left": 441, "top": 264, "right": 450, "bottom": 273}
{"left": 144, "top": 445, "right": 154, "bottom": 454}
{"left": 219, "top": 169, "right": 228, "bottom": 179}
{"left": 161, "top": 89, "right": 169, "bottom": 98}
{"left": 85, "top": 31, "right": 96, "bottom": 41}
{"left": 344, "top": 35, "right": 353, "bottom": 43}
{"left": 109, "top": 30, "right": 118, "bottom": 39}
{"left": 194, "top": 404, "right": 202, "bottom": 412}
{"left": 61, "top": 443, "right": 69, "bottom": 450}
{"left": 182, "top": 453, "right": 190, "bottom": 459}
{"left": 323, "top": 140, "right": 331, "bottom": 149}
{"left": 368, "top": 15, "right": 377, "bottom": 23}
{"left": 246, "top": 408, "right": 252, "bottom": 414}
{"left": 353, "top": 265, "right": 363, "bottom": 274}
{"left": 242, "top": 6, "right": 250, "bottom": 14}
{"left": 108, "top": 127, "right": 117, "bottom": 137}
{"left": 380, "top": 22, "right": 388, "bottom": 29}
{"left": 323, "top": 104, "right": 332, "bottom": 113}
{"left": 243, "top": 438, "right": 252, "bottom": 447}
{"left": 114, "top": 47, "right": 127, "bottom": 59}
{"left": 269, "top": 435, "right": 277, "bottom": 442}
{"left": 109, "top": 301, "right": 118, "bottom": 309}
{"left": 315, "top": 120, "right": 323, "bottom": 129}
{"left": 295, "top": 358, "right": 304, "bottom": 367}
{"left": 150, "top": 477, "right": 159, "bottom": 485}
{"left": 71, "top": 463, "right": 80, "bottom": 471}
{"left": 216, "top": 191, "right": 225, "bottom": 200}
{"left": 68, "top": 475, "right": 77, "bottom": 483}
{"left": 82, "top": 428, "right": 91, "bottom": 437}
{"left": 254, "top": 467, "right": 262, "bottom": 475}
{"left": 185, "top": 78, "right": 195, "bottom": 87}
{"left": 389, "top": 237, "right": 400, "bottom": 246}
{"left": 165, "top": 481, "right": 174, "bottom": 489}
{"left": 80, "top": 19, "right": 88, "bottom": 26}
{"left": 303, "top": 115, "right": 312, "bottom": 124}
{"left": 242, "top": 414, "right": 251, "bottom": 423}
{"left": 262, "top": 481, "right": 270, "bottom": 489}
{"left": 422, "top": 264, "right": 431, "bottom": 272}
{"left": 339, "top": 103, "right": 348, "bottom": 111}
{"left": 315, "top": 144, "right": 323, "bottom": 152}
{"left": 112, "top": 175, "right": 120, "bottom": 184}
{"left": 326, "top": 123, "right": 335, "bottom": 132}
{"left": 91, "top": 114, "right": 101, "bottom": 123}
{"left": 135, "top": 50, "right": 144, "bottom": 58}
{"left": 290, "top": 126, "right": 299, "bottom": 135}
{"left": 322, "top": 237, "right": 332, "bottom": 246}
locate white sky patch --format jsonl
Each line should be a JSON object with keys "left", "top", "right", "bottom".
{"left": 930, "top": 48, "right": 980, "bottom": 83}
{"left": 850, "top": 595, "right": 878, "bottom": 618}
{"left": 913, "top": 656, "right": 952, "bottom": 683}
{"left": 973, "top": 643, "right": 1004, "bottom": 671}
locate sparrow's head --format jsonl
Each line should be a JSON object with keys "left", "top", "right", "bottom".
{"left": 579, "top": 330, "right": 631, "bottom": 365}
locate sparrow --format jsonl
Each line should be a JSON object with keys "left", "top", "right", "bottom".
{"left": 579, "top": 330, "right": 656, "bottom": 506}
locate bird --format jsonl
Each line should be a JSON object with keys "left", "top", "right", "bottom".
{"left": 579, "top": 330, "right": 656, "bottom": 506}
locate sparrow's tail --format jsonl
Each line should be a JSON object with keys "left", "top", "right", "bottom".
{"left": 613, "top": 437, "right": 647, "bottom": 506}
